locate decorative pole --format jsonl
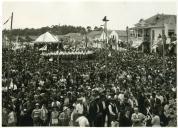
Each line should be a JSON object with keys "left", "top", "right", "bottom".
{"left": 102, "top": 16, "right": 109, "bottom": 84}
{"left": 162, "top": 16, "right": 166, "bottom": 77}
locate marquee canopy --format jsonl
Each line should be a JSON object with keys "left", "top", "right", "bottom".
{"left": 34, "top": 32, "right": 59, "bottom": 43}
{"left": 41, "top": 51, "right": 94, "bottom": 56}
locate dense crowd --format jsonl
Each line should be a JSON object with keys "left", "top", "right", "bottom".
{"left": 2, "top": 46, "right": 177, "bottom": 127}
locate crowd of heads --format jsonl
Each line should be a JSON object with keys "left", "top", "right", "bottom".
{"left": 2, "top": 46, "right": 177, "bottom": 127}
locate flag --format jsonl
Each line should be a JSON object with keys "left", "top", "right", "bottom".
{"left": 3, "top": 18, "right": 10, "bottom": 25}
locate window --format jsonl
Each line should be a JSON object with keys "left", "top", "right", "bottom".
{"left": 168, "top": 29, "right": 175, "bottom": 38}
{"left": 162, "top": 29, "right": 165, "bottom": 35}
{"left": 138, "top": 29, "right": 143, "bottom": 37}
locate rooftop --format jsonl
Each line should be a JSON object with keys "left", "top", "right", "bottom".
{"left": 134, "top": 14, "right": 176, "bottom": 28}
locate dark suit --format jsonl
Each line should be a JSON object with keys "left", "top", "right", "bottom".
{"left": 88, "top": 100, "right": 97, "bottom": 127}
{"left": 95, "top": 100, "right": 107, "bottom": 127}
{"left": 119, "top": 112, "right": 132, "bottom": 127}
{"left": 150, "top": 98, "right": 161, "bottom": 114}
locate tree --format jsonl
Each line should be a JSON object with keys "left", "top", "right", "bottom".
{"left": 94, "top": 26, "right": 98, "bottom": 31}
{"left": 98, "top": 27, "right": 103, "bottom": 31}
{"left": 86, "top": 26, "right": 92, "bottom": 33}
{"left": 2, "top": 24, "right": 87, "bottom": 37}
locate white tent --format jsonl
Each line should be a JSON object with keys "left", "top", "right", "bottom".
{"left": 109, "top": 30, "right": 119, "bottom": 42}
{"left": 34, "top": 32, "right": 58, "bottom": 43}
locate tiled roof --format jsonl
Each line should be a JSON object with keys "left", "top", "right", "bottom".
{"left": 135, "top": 14, "right": 176, "bottom": 28}
{"left": 115, "top": 30, "right": 127, "bottom": 36}
{"left": 87, "top": 31, "right": 103, "bottom": 39}
{"left": 64, "top": 33, "right": 84, "bottom": 41}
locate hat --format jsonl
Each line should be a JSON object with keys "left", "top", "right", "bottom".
{"left": 77, "top": 98, "right": 83, "bottom": 101}
{"left": 35, "top": 103, "right": 40, "bottom": 106}
{"left": 63, "top": 106, "right": 68, "bottom": 111}
{"left": 134, "top": 107, "right": 138, "bottom": 111}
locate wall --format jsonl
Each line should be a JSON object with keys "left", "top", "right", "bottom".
{"left": 164, "top": 23, "right": 177, "bottom": 37}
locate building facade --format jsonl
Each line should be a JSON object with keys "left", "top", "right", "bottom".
{"left": 130, "top": 14, "right": 177, "bottom": 53}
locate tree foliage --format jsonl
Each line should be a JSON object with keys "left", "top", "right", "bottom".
{"left": 2, "top": 24, "right": 103, "bottom": 41}
{"left": 3, "top": 24, "right": 87, "bottom": 37}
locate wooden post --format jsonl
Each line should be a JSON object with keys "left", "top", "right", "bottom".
{"left": 162, "top": 28, "right": 166, "bottom": 76}
{"left": 126, "top": 26, "right": 129, "bottom": 50}
{"left": 142, "top": 28, "right": 144, "bottom": 52}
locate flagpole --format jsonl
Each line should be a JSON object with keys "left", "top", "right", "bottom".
{"left": 7, "top": 12, "right": 13, "bottom": 90}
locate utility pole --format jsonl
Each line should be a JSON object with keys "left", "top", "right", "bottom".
{"left": 102, "top": 16, "right": 109, "bottom": 84}
{"left": 85, "top": 32, "right": 88, "bottom": 52}
{"left": 162, "top": 27, "right": 166, "bottom": 76}
{"left": 57, "top": 39, "right": 61, "bottom": 70}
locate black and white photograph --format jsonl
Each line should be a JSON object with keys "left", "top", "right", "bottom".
{"left": 2, "top": 0, "right": 177, "bottom": 127}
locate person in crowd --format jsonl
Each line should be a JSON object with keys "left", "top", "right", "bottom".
{"left": 75, "top": 98, "right": 84, "bottom": 115}
{"left": 50, "top": 106, "right": 59, "bottom": 126}
{"left": 70, "top": 105, "right": 79, "bottom": 126}
{"left": 151, "top": 110, "right": 161, "bottom": 127}
{"left": 131, "top": 107, "right": 145, "bottom": 127}
{"left": 150, "top": 92, "right": 162, "bottom": 115}
{"left": 119, "top": 109, "right": 132, "bottom": 127}
{"left": 108, "top": 98, "right": 118, "bottom": 126}
{"left": 40, "top": 104, "right": 48, "bottom": 126}
{"left": 96, "top": 94, "right": 107, "bottom": 127}
{"left": 7, "top": 107, "right": 17, "bottom": 126}
{"left": 2, "top": 46, "right": 176, "bottom": 127}
{"left": 2, "top": 104, "right": 8, "bottom": 126}
{"left": 51, "top": 97, "right": 61, "bottom": 110}
{"left": 58, "top": 106, "right": 70, "bottom": 126}
{"left": 31, "top": 103, "right": 41, "bottom": 126}
{"left": 19, "top": 109, "right": 32, "bottom": 126}
{"left": 75, "top": 113, "right": 89, "bottom": 127}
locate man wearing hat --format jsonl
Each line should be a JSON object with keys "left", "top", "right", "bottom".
{"left": 95, "top": 94, "right": 107, "bottom": 127}
{"left": 58, "top": 106, "right": 70, "bottom": 126}
{"left": 76, "top": 98, "right": 84, "bottom": 115}
{"left": 131, "top": 107, "right": 146, "bottom": 126}
{"left": 19, "top": 109, "right": 32, "bottom": 126}
{"left": 31, "top": 103, "right": 41, "bottom": 126}
{"left": 108, "top": 98, "right": 118, "bottom": 127}
{"left": 40, "top": 104, "right": 48, "bottom": 126}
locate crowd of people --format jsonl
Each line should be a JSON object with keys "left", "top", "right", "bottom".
{"left": 2, "top": 45, "right": 177, "bottom": 127}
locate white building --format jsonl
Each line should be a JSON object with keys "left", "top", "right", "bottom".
{"left": 130, "top": 14, "right": 177, "bottom": 52}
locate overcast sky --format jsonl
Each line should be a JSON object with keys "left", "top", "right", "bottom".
{"left": 2, "top": 0, "right": 177, "bottom": 30}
